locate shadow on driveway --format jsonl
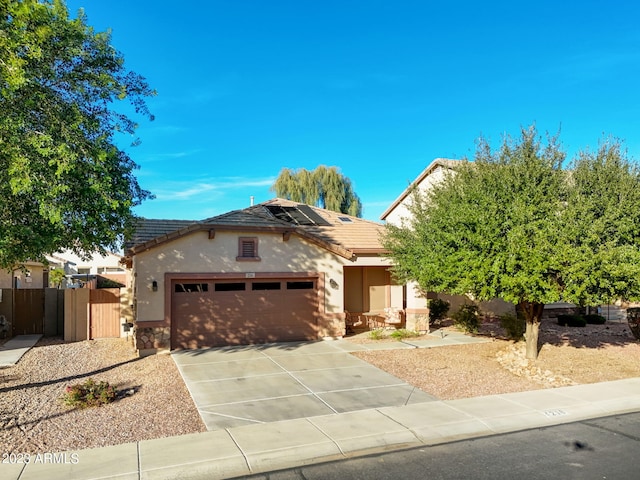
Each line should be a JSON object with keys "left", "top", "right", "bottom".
{"left": 172, "top": 340, "right": 437, "bottom": 430}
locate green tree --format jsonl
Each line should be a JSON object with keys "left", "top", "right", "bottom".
{"left": 383, "top": 126, "right": 640, "bottom": 360}
{"left": 561, "top": 140, "right": 640, "bottom": 306}
{"left": 0, "top": 0, "right": 154, "bottom": 270}
{"left": 48, "top": 267, "right": 66, "bottom": 288}
{"left": 271, "top": 165, "right": 363, "bottom": 217}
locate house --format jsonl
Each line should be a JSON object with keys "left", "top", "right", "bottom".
{"left": 46, "top": 249, "right": 129, "bottom": 289}
{"left": 0, "top": 261, "right": 49, "bottom": 289}
{"left": 381, "top": 158, "right": 461, "bottom": 226}
{"left": 0, "top": 249, "right": 129, "bottom": 290}
{"left": 0, "top": 249, "right": 132, "bottom": 339}
{"left": 381, "top": 158, "right": 513, "bottom": 330}
{"left": 49, "top": 248, "right": 126, "bottom": 275}
{"left": 124, "top": 199, "right": 398, "bottom": 355}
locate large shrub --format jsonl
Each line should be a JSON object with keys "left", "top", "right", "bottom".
{"left": 452, "top": 304, "right": 479, "bottom": 334}
{"left": 583, "top": 314, "right": 606, "bottom": 325}
{"left": 428, "top": 298, "right": 450, "bottom": 323}
{"left": 627, "top": 308, "right": 640, "bottom": 340}
{"left": 499, "top": 312, "right": 525, "bottom": 340}
{"left": 557, "top": 314, "right": 587, "bottom": 328}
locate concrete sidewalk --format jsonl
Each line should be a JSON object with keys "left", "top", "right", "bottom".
{"left": 0, "top": 335, "right": 42, "bottom": 367}
{"left": 5, "top": 376, "right": 640, "bottom": 480}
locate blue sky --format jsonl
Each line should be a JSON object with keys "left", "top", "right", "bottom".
{"left": 66, "top": 0, "right": 640, "bottom": 222}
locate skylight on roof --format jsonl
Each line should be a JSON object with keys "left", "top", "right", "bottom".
{"left": 338, "top": 216, "right": 353, "bottom": 223}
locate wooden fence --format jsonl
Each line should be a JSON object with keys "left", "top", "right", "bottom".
{"left": 64, "top": 288, "right": 122, "bottom": 341}
{"left": 0, "top": 288, "right": 63, "bottom": 338}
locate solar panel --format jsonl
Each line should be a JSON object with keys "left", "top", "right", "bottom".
{"left": 285, "top": 207, "right": 315, "bottom": 226}
{"left": 265, "top": 205, "right": 293, "bottom": 223}
{"left": 264, "top": 204, "right": 331, "bottom": 226}
{"left": 297, "top": 205, "right": 332, "bottom": 226}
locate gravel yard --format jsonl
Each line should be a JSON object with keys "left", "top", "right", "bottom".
{"left": 0, "top": 337, "right": 206, "bottom": 455}
{"left": 351, "top": 318, "right": 640, "bottom": 399}
{"left": 1, "top": 317, "right": 639, "bottom": 455}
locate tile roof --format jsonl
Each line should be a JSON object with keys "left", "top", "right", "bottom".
{"left": 126, "top": 199, "right": 386, "bottom": 259}
{"left": 123, "top": 219, "right": 197, "bottom": 251}
{"left": 254, "top": 199, "right": 385, "bottom": 253}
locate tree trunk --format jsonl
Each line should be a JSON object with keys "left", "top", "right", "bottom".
{"left": 524, "top": 319, "right": 540, "bottom": 360}
{"left": 518, "top": 301, "right": 545, "bottom": 360}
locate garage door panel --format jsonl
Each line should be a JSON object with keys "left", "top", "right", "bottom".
{"left": 172, "top": 277, "right": 319, "bottom": 349}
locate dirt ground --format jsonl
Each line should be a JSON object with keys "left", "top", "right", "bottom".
{"left": 349, "top": 317, "right": 640, "bottom": 399}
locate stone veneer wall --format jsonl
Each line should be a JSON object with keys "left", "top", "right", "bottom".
{"left": 319, "top": 313, "right": 347, "bottom": 339}
{"left": 405, "top": 310, "right": 429, "bottom": 333}
{"left": 135, "top": 325, "right": 170, "bottom": 356}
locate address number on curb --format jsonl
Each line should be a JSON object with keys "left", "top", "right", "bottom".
{"left": 543, "top": 409, "right": 568, "bottom": 418}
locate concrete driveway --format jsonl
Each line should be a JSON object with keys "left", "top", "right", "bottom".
{"left": 172, "top": 340, "right": 437, "bottom": 430}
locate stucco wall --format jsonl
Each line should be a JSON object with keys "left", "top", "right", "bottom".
{"left": 384, "top": 165, "right": 450, "bottom": 227}
{"left": 439, "top": 293, "right": 515, "bottom": 318}
{"left": 384, "top": 165, "right": 450, "bottom": 327}
{"left": 0, "top": 265, "right": 46, "bottom": 289}
{"left": 53, "top": 249, "right": 125, "bottom": 275}
{"left": 0, "top": 271, "right": 11, "bottom": 289}
{"left": 133, "top": 230, "right": 350, "bottom": 323}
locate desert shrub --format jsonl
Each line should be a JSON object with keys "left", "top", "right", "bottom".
{"left": 499, "top": 312, "right": 525, "bottom": 340}
{"left": 428, "top": 298, "right": 450, "bottom": 323}
{"left": 557, "top": 314, "right": 587, "bottom": 328}
{"left": 368, "top": 329, "right": 386, "bottom": 340}
{"left": 390, "top": 328, "right": 420, "bottom": 340}
{"left": 62, "top": 378, "right": 116, "bottom": 408}
{"left": 452, "top": 304, "right": 479, "bottom": 334}
{"left": 583, "top": 314, "right": 606, "bottom": 325}
{"left": 627, "top": 307, "right": 640, "bottom": 340}
{"left": 627, "top": 307, "right": 640, "bottom": 321}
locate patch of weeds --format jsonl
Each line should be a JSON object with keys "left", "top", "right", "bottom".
{"left": 368, "top": 329, "right": 386, "bottom": 340}
{"left": 390, "top": 328, "right": 420, "bottom": 340}
{"left": 61, "top": 378, "right": 116, "bottom": 408}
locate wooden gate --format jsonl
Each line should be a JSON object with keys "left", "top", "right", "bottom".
{"left": 13, "top": 289, "right": 44, "bottom": 335}
{"left": 89, "top": 288, "right": 121, "bottom": 339}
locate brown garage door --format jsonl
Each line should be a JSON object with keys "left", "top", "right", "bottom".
{"left": 171, "top": 277, "right": 319, "bottom": 349}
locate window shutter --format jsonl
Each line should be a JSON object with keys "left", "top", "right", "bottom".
{"left": 241, "top": 239, "right": 256, "bottom": 257}
{"left": 237, "top": 237, "right": 259, "bottom": 261}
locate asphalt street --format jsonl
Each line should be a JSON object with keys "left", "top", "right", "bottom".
{"left": 239, "top": 412, "right": 640, "bottom": 480}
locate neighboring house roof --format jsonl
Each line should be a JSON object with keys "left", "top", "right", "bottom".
{"left": 380, "top": 158, "right": 461, "bottom": 221}
{"left": 123, "top": 219, "right": 198, "bottom": 251}
{"left": 125, "top": 199, "right": 386, "bottom": 260}
{"left": 45, "top": 254, "right": 68, "bottom": 266}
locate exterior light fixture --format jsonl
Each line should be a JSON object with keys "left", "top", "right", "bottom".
{"left": 152, "top": 280, "right": 158, "bottom": 292}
